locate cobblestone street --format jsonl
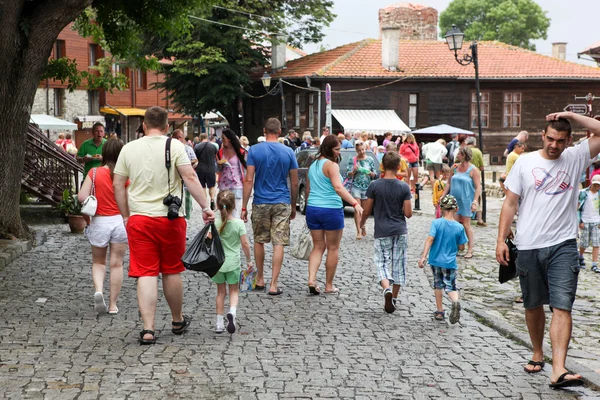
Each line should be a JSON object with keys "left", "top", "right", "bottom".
{"left": 0, "top": 197, "right": 599, "bottom": 399}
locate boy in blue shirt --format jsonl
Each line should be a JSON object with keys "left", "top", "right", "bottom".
{"left": 418, "top": 195, "right": 468, "bottom": 323}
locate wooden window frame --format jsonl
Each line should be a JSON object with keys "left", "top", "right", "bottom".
{"left": 471, "top": 91, "right": 489, "bottom": 128}
{"left": 54, "top": 40, "right": 66, "bottom": 59}
{"left": 408, "top": 93, "right": 418, "bottom": 128}
{"left": 503, "top": 92, "right": 522, "bottom": 128}
{"left": 137, "top": 69, "right": 147, "bottom": 90}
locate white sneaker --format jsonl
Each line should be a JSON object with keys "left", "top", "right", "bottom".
{"left": 226, "top": 312, "right": 236, "bottom": 334}
{"left": 94, "top": 292, "right": 107, "bottom": 314}
{"left": 215, "top": 323, "right": 224, "bottom": 334}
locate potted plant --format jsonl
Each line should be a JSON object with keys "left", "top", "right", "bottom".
{"left": 57, "top": 189, "right": 86, "bottom": 233}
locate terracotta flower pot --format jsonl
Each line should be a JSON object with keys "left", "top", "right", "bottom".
{"left": 67, "top": 214, "right": 86, "bottom": 233}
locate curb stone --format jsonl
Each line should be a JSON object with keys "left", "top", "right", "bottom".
{"left": 463, "top": 299, "right": 600, "bottom": 391}
{"left": 0, "top": 238, "right": 32, "bottom": 270}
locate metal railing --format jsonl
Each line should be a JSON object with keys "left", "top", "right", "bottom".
{"left": 21, "top": 124, "right": 83, "bottom": 205}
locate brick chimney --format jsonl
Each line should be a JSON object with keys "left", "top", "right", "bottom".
{"left": 552, "top": 42, "right": 567, "bottom": 61}
{"left": 381, "top": 27, "right": 401, "bottom": 71}
{"left": 271, "top": 34, "right": 287, "bottom": 71}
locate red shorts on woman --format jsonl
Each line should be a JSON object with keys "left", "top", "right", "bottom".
{"left": 126, "top": 215, "right": 186, "bottom": 277}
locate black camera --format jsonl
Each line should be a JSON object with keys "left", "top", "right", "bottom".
{"left": 163, "top": 194, "right": 182, "bottom": 220}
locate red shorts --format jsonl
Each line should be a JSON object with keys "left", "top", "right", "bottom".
{"left": 126, "top": 215, "right": 186, "bottom": 277}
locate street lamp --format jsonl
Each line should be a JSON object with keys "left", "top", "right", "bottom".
{"left": 445, "top": 24, "right": 486, "bottom": 223}
{"left": 260, "top": 71, "right": 287, "bottom": 132}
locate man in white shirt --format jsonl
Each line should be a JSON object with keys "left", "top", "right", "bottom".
{"left": 319, "top": 126, "right": 330, "bottom": 144}
{"left": 113, "top": 106, "right": 215, "bottom": 345}
{"left": 496, "top": 112, "right": 600, "bottom": 388}
{"left": 422, "top": 139, "right": 447, "bottom": 185}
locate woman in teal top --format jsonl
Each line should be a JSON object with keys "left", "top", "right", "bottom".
{"left": 346, "top": 142, "right": 376, "bottom": 240}
{"left": 305, "top": 136, "right": 364, "bottom": 295}
{"left": 442, "top": 146, "right": 481, "bottom": 259}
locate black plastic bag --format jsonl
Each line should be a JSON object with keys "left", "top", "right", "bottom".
{"left": 182, "top": 222, "right": 225, "bottom": 277}
{"left": 498, "top": 238, "right": 518, "bottom": 284}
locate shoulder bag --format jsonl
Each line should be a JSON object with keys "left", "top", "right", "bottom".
{"left": 81, "top": 168, "right": 98, "bottom": 216}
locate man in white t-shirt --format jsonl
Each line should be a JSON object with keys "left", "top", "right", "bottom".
{"left": 319, "top": 126, "right": 330, "bottom": 144}
{"left": 496, "top": 112, "right": 600, "bottom": 388}
{"left": 577, "top": 174, "right": 600, "bottom": 272}
{"left": 113, "top": 106, "right": 215, "bottom": 345}
{"left": 422, "top": 139, "right": 447, "bottom": 185}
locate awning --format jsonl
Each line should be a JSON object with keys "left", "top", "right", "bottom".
{"left": 74, "top": 115, "right": 106, "bottom": 129}
{"left": 29, "top": 114, "right": 77, "bottom": 131}
{"left": 411, "top": 124, "right": 475, "bottom": 136}
{"left": 331, "top": 109, "right": 411, "bottom": 136}
{"left": 100, "top": 107, "right": 147, "bottom": 117}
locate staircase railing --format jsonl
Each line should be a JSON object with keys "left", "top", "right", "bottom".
{"left": 21, "top": 124, "right": 84, "bottom": 205}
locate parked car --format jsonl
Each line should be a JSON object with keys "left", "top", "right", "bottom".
{"left": 295, "top": 148, "right": 380, "bottom": 214}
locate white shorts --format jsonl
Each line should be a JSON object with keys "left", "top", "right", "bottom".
{"left": 85, "top": 215, "right": 128, "bottom": 248}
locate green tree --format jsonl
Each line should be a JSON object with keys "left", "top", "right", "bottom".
{"left": 0, "top": 0, "right": 215, "bottom": 239}
{"left": 157, "top": 0, "right": 335, "bottom": 133}
{"left": 439, "top": 0, "right": 550, "bottom": 50}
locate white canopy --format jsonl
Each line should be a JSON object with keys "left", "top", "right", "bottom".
{"left": 331, "top": 109, "right": 411, "bottom": 136}
{"left": 30, "top": 114, "right": 77, "bottom": 131}
{"left": 411, "top": 124, "right": 475, "bottom": 136}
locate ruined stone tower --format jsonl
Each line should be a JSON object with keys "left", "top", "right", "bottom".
{"left": 378, "top": 3, "right": 438, "bottom": 41}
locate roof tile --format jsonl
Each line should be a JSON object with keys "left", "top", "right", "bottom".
{"left": 273, "top": 40, "right": 600, "bottom": 80}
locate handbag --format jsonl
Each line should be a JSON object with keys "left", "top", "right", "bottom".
{"left": 182, "top": 222, "right": 225, "bottom": 277}
{"left": 81, "top": 168, "right": 98, "bottom": 216}
{"left": 342, "top": 156, "right": 357, "bottom": 191}
{"left": 239, "top": 264, "right": 257, "bottom": 292}
{"left": 290, "top": 223, "right": 313, "bottom": 260}
{"left": 499, "top": 238, "right": 518, "bottom": 284}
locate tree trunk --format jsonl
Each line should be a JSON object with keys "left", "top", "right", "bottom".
{"left": 225, "top": 98, "right": 242, "bottom": 135}
{"left": 0, "top": 0, "right": 91, "bottom": 239}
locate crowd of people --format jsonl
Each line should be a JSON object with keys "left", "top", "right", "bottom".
{"left": 69, "top": 105, "right": 600, "bottom": 390}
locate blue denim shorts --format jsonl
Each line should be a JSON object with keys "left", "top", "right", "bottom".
{"left": 306, "top": 206, "right": 344, "bottom": 231}
{"left": 350, "top": 186, "right": 368, "bottom": 200}
{"left": 408, "top": 161, "right": 419, "bottom": 168}
{"left": 516, "top": 239, "right": 579, "bottom": 311}
{"left": 430, "top": 266, "right": 458, "bottom": 292}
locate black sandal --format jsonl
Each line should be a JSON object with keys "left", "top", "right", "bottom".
{"left": 172, "top": 315, "right": 192, "bottom": 335}
{"left": 524, "top": 360, "right": 545, "bottom": 373}
{"left": 139, "top": 330, "right": 156, "bottom": 345}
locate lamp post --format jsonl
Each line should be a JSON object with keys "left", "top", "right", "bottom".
{"left": 445, "top": 24, "right": 486, "bottom": 223}
{"left": 261, "top": 72, "right": 287, "bottom": 132}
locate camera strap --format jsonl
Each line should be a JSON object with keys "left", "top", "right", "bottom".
{"left": 164, "top": 137, "right": 185, "bottom": 207}
{"left": 165, "top": 137, "right": 173, "bottom": 195}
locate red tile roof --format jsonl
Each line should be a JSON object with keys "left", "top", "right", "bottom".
{"left": 272, "top": 39, "right": 600, "bottom": 80}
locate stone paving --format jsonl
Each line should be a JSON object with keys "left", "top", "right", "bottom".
{"left": 412, "top": 187, "right": 600, "bottom": 375}
{"left": 0, "top": 198, "right": 598, "bottom": 399}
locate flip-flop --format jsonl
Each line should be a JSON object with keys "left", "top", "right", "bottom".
{"left": 253, "top": 285, "right": 265, "bottom": 291}
{"left": 139, "top": 330, "right": 156, "bottom": 345}
{"left": 464, "top": 253, "right": 473, "bottom": 259}
{"left": 549, "top": 371, "right": 584, "bottom": 388}
{"left": 108, "top": 307, "right": 119, "bottom": 315}
{"left": 308, "top": 285, "right": 321, "bottom": 295}
{"left": 324, "top": 288, "right": 340, "bottom": 295}
{"left": 268, "top": 288, "right": 283, "bottom": 296}
{"left": 524, "top": 360, "right": 545, "bottom": 373}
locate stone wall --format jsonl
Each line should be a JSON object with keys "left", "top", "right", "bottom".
{"left": 31, "top": 88, "right": 89, "bottom": 140}
{"left": 379, "top": 3, "right": 438, "bottom": 41}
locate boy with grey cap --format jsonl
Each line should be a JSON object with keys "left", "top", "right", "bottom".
{"left": 418, "top": 194, "right": 468, "bottom": 324}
